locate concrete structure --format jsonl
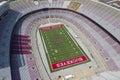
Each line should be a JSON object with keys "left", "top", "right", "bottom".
{"left": 0, "top": 0, "right": 120, "bottom": 80}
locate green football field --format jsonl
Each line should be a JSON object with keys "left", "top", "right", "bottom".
{"left": 39, "top": 24, "right": 90, "bottom": 72}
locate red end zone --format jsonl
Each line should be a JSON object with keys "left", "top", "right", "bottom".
{"left": 39, "top": 24, "right": 62, "bottom": 31}
{"left": 52, "top": 56, "right": 87, "bottom": 70}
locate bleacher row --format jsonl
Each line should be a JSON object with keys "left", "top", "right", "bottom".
{"left": 10, "top": 34, "right": 41, "bottom": 80}
{"left": 75, "top": 17, "right": 119, "bottom": 71}
{"left": 11, "top": 34, "right": 31, "bottom": 54}
{"left": 79, "top": 0, "right": 120, "bottom": 41}
{"left": 10, "top": 0, "right": 65, "bottom": 15}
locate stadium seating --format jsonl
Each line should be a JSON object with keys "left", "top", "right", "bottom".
{"left": 11, "top": 34, "right": 31, "bottom": 54}
{"left": 25, "top": 54, "right": 40, "bottom": 80}
{"left": 16, "top": 8, "right": 119, "bottom": 70}
{"left": 0, "top": 0, "right": 120, "bottom": 80}
{"left": 79, "top": 0, "right": 120, "bottom": 41}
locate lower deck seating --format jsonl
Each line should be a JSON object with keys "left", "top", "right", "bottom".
{"left": 11, "top": 34, "right": 31, "bottom": 54}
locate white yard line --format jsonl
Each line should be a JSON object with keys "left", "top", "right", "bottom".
{"left": 63, "top": 26, "right": 86, "bottom": 57}
{"left": 40, "top": 31, "right": 53, "bottom": 68}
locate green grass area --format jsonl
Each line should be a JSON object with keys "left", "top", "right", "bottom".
{"left": 39, "top": 25, "right": 90, "bottom": 72}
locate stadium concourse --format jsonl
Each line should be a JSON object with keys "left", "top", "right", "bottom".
{"left": 0, "top": 0, "right": 120, "bottom": 80}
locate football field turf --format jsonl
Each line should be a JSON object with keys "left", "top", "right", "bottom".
{"left": 39, "top": 24, "right": 90, "bottom": 72}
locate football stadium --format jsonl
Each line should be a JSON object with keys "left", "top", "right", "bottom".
{"left": 39, "top": 24, "right": 90, "bottom": 72}
{"left": 0, "top": 0, "right": 120, "bottom": 80}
